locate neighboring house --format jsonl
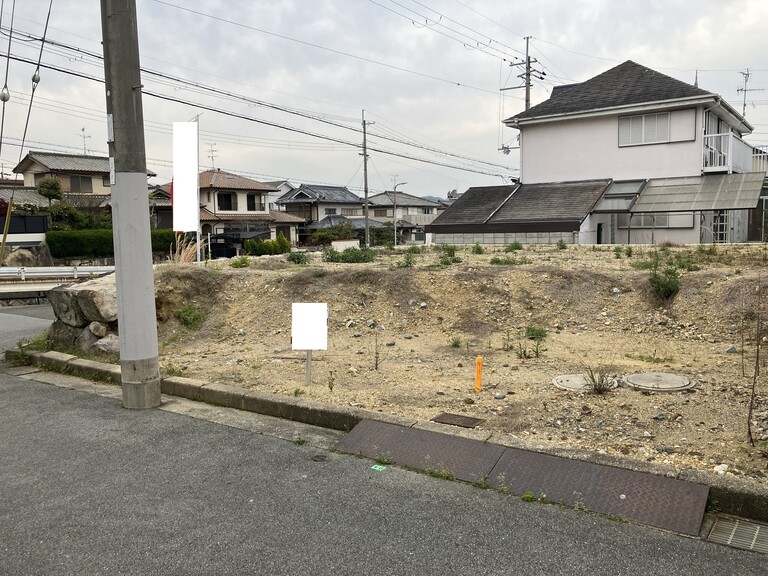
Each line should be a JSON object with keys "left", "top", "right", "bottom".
{"left": 0, "top": 187, "right": 50, "bottom": 249}
{"left": 429, "top": 61, "right": 767, "bottom": 245}
{"left": 277, "top": 184, "right": 363, "bottom": 244}
{"left": 368, "top": 190, "right": 442, "bottom": 243}
{"left": 163, "top": 168, "right": 304, "bottom": 245}
{"left": 263, "top": 180, "right": 298, "bottom": 211}
{"left": 148, "top": 186, "right": 173, "bottom": 230}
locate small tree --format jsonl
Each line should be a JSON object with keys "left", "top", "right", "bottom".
{"left": 37, "top": 176, "right": 62, "bottom": 208}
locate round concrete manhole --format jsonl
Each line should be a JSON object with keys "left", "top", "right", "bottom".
{"left": 625, "top": 372, "right": 695, "bottom": 392}
{"left": 552, "top": 374, "right": 617, "bottom": 391}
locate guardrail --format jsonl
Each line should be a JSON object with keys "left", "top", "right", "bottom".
{"left": 0, "top": 266, "right": 115, "bottom": 282}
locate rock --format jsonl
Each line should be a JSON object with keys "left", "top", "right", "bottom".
{"left": 652, "top": 413, "right": 667, "bottom": 421}
{"left": 92, "top": 334, "right": 120, "bottom": 355}
{"left": 724, "top": 345, "right": 737, "bottom": 354}
{"left": 274, "top": 348, "right": 282, "bottom": 353}
{"left": 346, "top": 320, "right": 356, "bottom": 328}
{"left": 378, "top": 325, "right": 386, "bottom": 331}
{"left": 436, "top": 390, "right": 445, "bottom": 396}
{"left": 404, "top": 334, "right": 413, "bottom": 340}
{"left": 2, "top": 243, "right": 53, "bottom": 267}
{"left": 352, "top": 332, "right": 362, "bottom": 338}
{"left": 612, "top": 287, "right": 620, "bottom": 294}
{"left": 47, "top": 286, "right": 88, "bottom": 327}
{"left": 386, "top": 341, "right": 395, "bottom": 347}
{"left": 366, "top": 319, "right": 375, "bottom": 327}
{"left": 47, "top": 319, "right": 81, "bottom": 348}
{"left": 714, "top": 464, "right": 729, "bottom": 475}
{"left": 348, "top": 367, "right": 358, "bottom": 375}
{"left": 494, "top": 393, "right": 506, "bottom": 400}
{"left": 419, "top": 302, "right": 428, "bottom": 309}
{"left": 88, "top": 321, "right": 109, "bottom": 338}
{"left": 463, "top": 397, "right": 475, "bottom": 405}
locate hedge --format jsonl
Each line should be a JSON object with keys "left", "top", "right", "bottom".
{"left": 46, "top": 229, "right": 177, "bottom": 258}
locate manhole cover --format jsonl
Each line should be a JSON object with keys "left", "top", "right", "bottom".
{"left": 625, "top": 372, "right": 695, "bottom": 392}
{"left": 552, "top": 374, "right": 616, "bottom": 391}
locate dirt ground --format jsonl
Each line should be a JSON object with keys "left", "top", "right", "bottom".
{"left": 154, "top": 243, "right": 768, "bottom": 486}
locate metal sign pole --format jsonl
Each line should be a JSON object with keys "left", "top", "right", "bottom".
{"left": 306, "top": 350, "right": 312, "bottom": 386}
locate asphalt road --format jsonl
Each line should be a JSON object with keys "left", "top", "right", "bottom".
{"left": 0, "top": 304, "right": 55, "bottom": 352}
{"left": 1, "top": 370, "right": 764, "bottom": 576}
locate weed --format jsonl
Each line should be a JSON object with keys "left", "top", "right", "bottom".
{"left": 394, "top": 253, "right": 415, "bottom": 268}
{"left": 521, "top": 491, "right": 536, "bottom": 502}
{"left": 649, "top": 263, "right": 680, "bottom": 301}
{"left": 624, "top": 246, "right": 633, "bottom": 257}
{"left": 23, "top": 330, "right": 49, "bottom": 352}
{"left": 613, "top": 246, "right": 623, "bottom": 259}
{"left": 327, "top": 370, "right": 336, "bottom": 392}
{"left": 313, "top": 270, "right": 326, "bottom": 278}
{"left": 375, "top": 455, "right": 393, "bottom": 465}
{"left": 473, "top": 475, "right": 492, "bottom": 490}
{"left": 489, "top": 255, "right": 529, "bottom": 266}
{"left": 287, "top": 251, "right": 309, "bottom": 265}
{"left": 424, "top": 468, "right": 455, "bottom": 481}
{"left": 531, "top": 339, "right": 546, "bottom": 358}
{"left": 584, "top": 365, "right": 614, "bottom": 394}
{"left": 323, "top": 247, "right": 375, "bottom": 263}
{"left": 450, "top": 336, "right": 462, "bottom": 348}
{"left": 176, "top": 303, "right": 206, "bottom": 330}
{"left": 405, "top": 245, "right": 423, "bottom": 254}
{"left": 163, "top": 364, "right": 183, "bottom": 377}
{"left": 515, "top": 342, "right": 532, "bottom": 359}
{"left": 293, "top": 438, "right": 307, "bottom": 445}
{"left": 471, "top": 242, "right": 484, "bottom": 255}
{"left": 293, "top": 388, "right": 305, "bottom": 397}
{"left": 706, "top": 497, "right": 721, "bottom": 513}
{"left": 556, "top": 239, "right": 567, "bottom": 250}
{"left": 505, "top": 241, "right": 523, "bottom": 252}
{"left": 229, "top": 255, "right": 250, "bottom": 268}
{"left": 525, "top": 325, "right": 547, "bottom": 340}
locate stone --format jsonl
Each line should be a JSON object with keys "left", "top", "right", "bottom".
{"left": 463, "top": 397, "right": 475, "bottom": 405}
{"left": 386, "top": 341, "right": 395, "bottom": 347}
{"left": 404, "top": 334, "right": 413, "bottom": 340}
{"left": 652, "top": 413, "right": 667, "bottom": 421}
{"left": 494, "top": 393, "right": 506, "bottom": 400}
{"left": 48, "top": 319, "right": 81, "bottom": 348}
{"left": 713, "top": 464, "right": 729, "bottom": 475}
{"left": 352, "top": 332, "right": 362, "bottom": 338}
{"left": 73, "top": 275, "right": 119, "bottom": 323}
{"left": 92, "top": 334, "right": 120, "bottom": 355}
{"left": 419, "top": 302, "right": 428, "bottom": 309}
{"left": 75, "top": 328, "right": 100, "bottom": 351}
{"left": 47, "top": 286, "right": 88, "bottom": 327}
{"left": 88, "top": 321, "right": 109, "bottom": 338}
{"left": 346, "top": 320, "right": 356, "bottom": 328}
{"left": 724, "top": 345, "right": 737, "bottom": 354}
{"left": 366, "top": 319, "right": 375, "bottom": 327}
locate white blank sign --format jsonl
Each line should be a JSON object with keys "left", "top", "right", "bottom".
{"left": 292, "top": 303, "right": 328, "bottom": 350}
{"left": 172, "top": 121, "right": 199, "bottom": 232}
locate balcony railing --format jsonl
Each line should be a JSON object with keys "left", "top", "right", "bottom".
{"left": 703, "top": 133, "right": 756, "bottom": 174}
{"left": 754, "top": 146, "right": 768, "bottom": 175}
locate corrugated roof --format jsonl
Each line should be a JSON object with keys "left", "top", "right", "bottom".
{"left": 368, "top": 191, "right": 442, "bottom": 208}
{"left": 631, "top": 172, "right": 765, "bottom": 213}
{"left": 429, "top": 185, "right": 518, "bottom": 226}
{"left": 199, "top": 169, "right": 276, "bottom": 191}
{"left": 491, "top": 180, "right": 611, "bottom": 223}
{"left": 507, "top": 61, "right": 714, "bottom": 124}
{"left": 278, "top": 184, "right": 362, "bottom": 205}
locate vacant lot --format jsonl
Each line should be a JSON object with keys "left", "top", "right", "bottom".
{"left": 155, "top": 243, "right": 768, "bottom": 485}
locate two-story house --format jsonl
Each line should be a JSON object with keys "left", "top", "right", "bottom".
{"left": 179, "top": 169, "right": 304, "bottom": 244}
{"left": 428, "top": 61, "right": 766, "bottom": 245}
{"left": 368, "top": 190, "right": 442, "bottom": 243}
{"left": 277, "top": 184, "right": 364, "bottom": 244}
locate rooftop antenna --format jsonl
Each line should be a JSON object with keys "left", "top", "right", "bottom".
{"left": 80, "top": 127, "right": 91, "bottom": 154}
{"left": 737, "top": 69, "right": 764, "bottom": 118}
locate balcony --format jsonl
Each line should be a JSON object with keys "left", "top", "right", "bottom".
{"left": 753, "top": 146, "right": 768, "bottom": 175}
{"left": 703, "top": 133, "right": 756, "bottom": 174}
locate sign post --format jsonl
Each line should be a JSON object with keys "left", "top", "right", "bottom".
{"left": 291, "top": 303, "right": 328, "bottom": 386}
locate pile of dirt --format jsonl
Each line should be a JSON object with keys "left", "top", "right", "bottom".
{"left": 155, "top": 244, "right": 768, "bottom": 485}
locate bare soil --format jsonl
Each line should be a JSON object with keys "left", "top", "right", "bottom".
{"left": 154, "top": 244, "right": 768, "bottom": 485}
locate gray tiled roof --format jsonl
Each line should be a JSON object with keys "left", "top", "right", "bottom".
{"left": 491, "top": 180, "right": 611, "bottom": 223}
{"left": 428, "top": 185, "right": 518, "bottom": 225}
{"left": 368, "top": 191, "right": 441, "bottom": 208}
{"left": 14, "top": 151, "right": 157, "bottom": 177}
{"left": 200, "top": 169, "right": 276, "bottom": 191}
{"left": 278, "top": 184, "right": 361, "bottom": 205}
{"left": 0, "top": 186, "right": 50, "bottom": 207}
{"left": 507, "top": 61, "right": 713, "bottom": 123}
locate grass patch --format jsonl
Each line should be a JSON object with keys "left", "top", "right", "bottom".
{"left": 505, "top": 241, "right": 523, "bottom": 252}
{"left": 423, "top": 468, "right": 455, "bottom": 481}
{"left": 228, "top": 255, "right": 250, "bottom": 268}
{"left": 176, "top": 302, "right": 206, "bottom": 330}
{"left": 489, "top": 255, "right": 529, "bottom": 266}
{"left": 525, "top": 325, "right": 547, "bottom": 340}
{"left": 286, "top": 251, "right": 309, "bottom": 265}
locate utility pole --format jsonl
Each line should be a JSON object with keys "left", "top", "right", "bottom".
{"left": 100, "top": 0, "right": 161, "bottom": 409}
{"left": 502, "top": 36, "right": 546, "bottom": 111}
{"left": 392, "top": 179, "right": 406, "bottom": 247}
{"left": 80, "top": 127, "right": 91, "bottom": 154}
{"left": 361, "top": 110, "right": 372, "bottom": 247}
{"left": 208, "top": 142, "right": 218, "bottom": 168}
{"left": 737, "top": 69, "right": 764, "bottom": 118}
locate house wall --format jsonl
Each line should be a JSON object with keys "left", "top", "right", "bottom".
{"left": 580, "top": 213, "right": 699, "bottom": 245}
{"left": 201, "top": 189, "right": 269, "bottom": 215}
{"left": 433, "top": 231, "right": 576, "bottom": 246}
{"left": 520, "top": 108, "right": 702, "bottom": 184}
{"left": 22, "top": 169, "right": 110, "bottom": 194}
{"left": 317, "top": 203, "right": 363, "bottom": 218}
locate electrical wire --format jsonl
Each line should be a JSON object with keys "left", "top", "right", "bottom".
{"left": 0, "top": 0, "right": 16, "bottom": 163}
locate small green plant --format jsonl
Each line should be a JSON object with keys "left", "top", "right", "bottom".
{"left": 163, "top": 364, "right": 183, "bottom": 377}
{"left": 176, "top": 303, "right": 206, "bottom": 329}
{"left": 525, "top": 325, "right": 547, "bottom": 340}
{"left": 624, "top": 246, "right": 633, "bottom": 257}
{"left": 649, "top": 263, "right": 680, "bottom": 301}
{"left": 521, "top": 491, "right": 536, "bottom": 502}
{"left": 584, "top": 365, "right": 614, "bottom": 394}
{"left": 515, "top": 342, "right": 532, "bottom": 359}
{"left": 613, "top": 246, "right": 623, "bottom": 259}
{"left": 293, "top": 388, "right": 305, "bottom": 397}
{"left": 531, "top": 339, "right": 546, "bottom": 358}
{"left": 471, "top": 242, "right": 484, "bottom": 254}
{"left": 286, "top": 251, "right": 309, "bottom": 265}
{"left": 450, "top": 336, "right": 462, "bottom": 348}
{"left": 505, "top": 241, "right": 523, "bottom": 252}
{"left": 293, "top": 438, "right": 307, "bottom": 445}
{"left": 375, "top": 455, "right": 393, "bottom": 465}
{"left": 424, "top": 468, "right": 455, "bottom": 481}
{"left": 405, "top": 245, "right": 423, "bottom": 254}
{"left": 489, "top": 255, "right": 529, "bottom": 266}
{"left": 473, "top": 475, "right": 491, "bottom": 490}
{"left": 229, "top": 255, "right": 250, "bottom": 268}
{"left": 327, "top": 370, "right": 336, "bottom": 392}
{"left": 323, "top": 247, "right": 375, "bottom": 263}
{"left": 23, "top": 330, "right": 50, "bottom": 352}
{"left": 706, "top": 497, "right": 721, "bottom": 513}
{"left": 313, "top": 270, "right": 326, "bottom": 278}
{"left": 556, "top": 239, "right": 567, "bottom": 250}
{"left": 394, "top": 253, "right": 415, "bottom": 268}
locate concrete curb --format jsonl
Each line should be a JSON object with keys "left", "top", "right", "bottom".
{"left": 5, "top": 347, "right": 768, "bottom": 524}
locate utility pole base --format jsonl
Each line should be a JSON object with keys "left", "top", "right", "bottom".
{"left": 121, "top": 357, "right": 161, "bottom": 409}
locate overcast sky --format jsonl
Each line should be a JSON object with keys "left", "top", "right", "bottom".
{"left": 1, "top": 0, "right": 766, "bottom": 197}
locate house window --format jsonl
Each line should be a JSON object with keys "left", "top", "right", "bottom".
{"left": 247, "top": 193, "right": 264, "bottom": 211}
{"left": 341, "top": 208, "right": 357, "bottom": 216}
{"left": 325, "top": 208, "right": 337, "bottom": 215}
{"left": 422, "top": 207, "right": 433, "bottom": 215}
{"left": 217, "top": 192, "right": 237, "bottom": 211}
{"left": 618, "top": 112, "right": 670, "bottom": 146}
{"left": 374, "top": 209, "right": 387, "bottom": 217}
{"left": 617, "top": 213, "right": 670, "bottom": 228}
{"left": 69, "top": 175, "right": 93, "bottom": 193}
{"left": 102, "top": 175, "right": 111, "bottom": 187}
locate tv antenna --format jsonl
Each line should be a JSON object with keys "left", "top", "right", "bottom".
{"left": 736, "top": 69, "right": 764, "bottom": 118}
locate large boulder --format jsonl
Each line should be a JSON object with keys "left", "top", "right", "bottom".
{"left": 47, "top": 287, "right": 88, "bottom": 327}
{"left": 75, "top": 275, "right": 118, "bottom": 323}
{"left": 2, "top": 243, "right": 54, "bottom": 267}
{"left": 48, "top": 320, "right": 81, "bottom": 348}
{"left": 92, "top": 334, "right": 120, "bottom": 355}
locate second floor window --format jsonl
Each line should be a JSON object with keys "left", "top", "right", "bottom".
{"left": 422, "top": 207, "right": 433, "bottom": 215}
{"left": 247, "top": 193, "right": 264, "bottom": 211}
{"left": 69, "top": 175, "right": 93, "bottom": 193}
{"left": 374, "top": 209, "right": 387, "bottom": 217}
{"left": 217, "top": 192, "right": 237, "bottom": 211}
{"left": 341, "top": 208, "right": 358, "bottom": 216}
{"left": 325, "top": 208, "right": 337, "bottom": 215}
{"left": 618, "top": 112, "right": 669, "bottom": 146}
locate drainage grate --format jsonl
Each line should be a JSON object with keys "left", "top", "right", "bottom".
{"left": 708, "top": 516, "right": 768, "bottom": 554}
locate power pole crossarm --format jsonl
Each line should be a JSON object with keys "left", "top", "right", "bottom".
{"left": 100, "top": 0, "right": 161, "bottom": 409}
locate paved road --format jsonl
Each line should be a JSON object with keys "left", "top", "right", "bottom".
{"left": 1, "top": 369, "right": 764, "bottom": 576}
{"left": 0, "top": 304, "right": 55, "bottom": 352}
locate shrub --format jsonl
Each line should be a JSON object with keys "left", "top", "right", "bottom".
{"left": 649, "top": 264, "right": 680, "bottom": 300}
{"left": 286, "top": 251, "right": 309, "bottom": 265}
{"left": 471, "top": 242, "right": 484, "bottom": 254}
{"left": 490, "top": 256, "right": 529, "bottom": 266}
{"left": 505, "top": 241, "right": 523, "bottom": 252}
{"left": 394, "top": 253, "right": 415, "bottom": 268}
{"left": 245, "top": 238, "right": 284, "bottom": 256}
{"left": 584, "top": 365, "right": 614, "bottom": 394}
{"left": 176, "top": 303, "right": 206, "bottom": 329}
{"left": 405, "top": 245, "right": 423, "bottom": 254}
{"left": 275, "top": 231, "right": 291, "bottom": 253}
{"left": 624, "top": 246, "right": 633, "bottom": 257}
{"left": 323, "top": 247, "right": 375, "bottom": 263}
{"left": 556, "top": 239, "right": 567, "bottom": 250}
{"left": 229, "top": 255, "right": 250, "bottom": 268}
{"left": 613, "top": 246, "right": 623, "bottom": 259}
{"left": 525, "top": 325, "right": 547, "bottom": 340}
{"left": 440, "top": 244, "right": 458, "bottom": 257}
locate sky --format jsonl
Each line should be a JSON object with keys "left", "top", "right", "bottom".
{"left": 1, "top": 0, "right": 766, "bottom": 198}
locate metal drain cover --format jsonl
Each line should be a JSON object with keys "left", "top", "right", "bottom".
{"left": 625, "top": 372, "right": 695, "bottom": 392}
{"left": 707, "top": 515, "right": 768, "bottom": 554}
{"left": 552, "top": 374, "right": 616, "bottom": 391}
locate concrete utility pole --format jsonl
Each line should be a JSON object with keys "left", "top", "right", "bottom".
{"left": 502, "top": 36, "right": 546, "bottom": 111}
{"left": 100, "top": 0, "right": 161, "bottom": 409}
{"left": 392, "top": 180, "right": 406, "bottom": 247}
{"left": 361, "top": 110, "right": 372, "bottom": 247}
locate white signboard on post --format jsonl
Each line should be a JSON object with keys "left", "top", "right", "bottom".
{"left": 172, "top": 121, "right": 199, "bottom": 232}
{"left": 291, "top": 303, "right": 328, "bottom": 350}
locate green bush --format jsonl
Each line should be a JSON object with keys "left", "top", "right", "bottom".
{"left": 405, "top": 245, "right": 423, "bottom": 254}
{"left": 176, "top": 303, "right": 206, "bottom": 329}
{"left": 151, "top": 229, "right": 177, "bottom": 253}
{"left": 525, "top": 325, "right": 547, "bottom": 340}
{"left": 471, "top": 242, "right": 484, "bottom": 254}
{"left": 287, "top": 251, "right": 309, "bottom": 265}
{"left": 46, "top": 228, "right": 177, "bottom": 258}
{"left": 394, "top": 253, "right": 415, "bottom": 268}
{"left": 505, "top": 242, "right": 523, "bottom": 252}
{"left": 624, "top": 246, "right": 633, "bottom": 257}
{"left": 489, "top": 255, "right": 529, "bottom": 266}
{"left": 245, "top": 238, "right": 285, "bottom": 256}
{"left": 323, "top": 247, "right": 375, "bottom": 263}
{"left": 556, "top": 239, "right": 567, "bottom": 250}
{"left": 275, "top": 231, "right": 291, "bottom": 253}
{"left": 650, "top": 265, "right": 680, "bottom": 300}
{"left": 229, "top": 255, "right": 250, "bottom": 268}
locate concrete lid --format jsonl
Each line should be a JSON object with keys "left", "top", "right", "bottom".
{"left": 625, "top": 372, "right": 696, "bottom": 392}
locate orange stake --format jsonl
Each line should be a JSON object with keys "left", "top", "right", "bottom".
{"left": 475, "top": 356, "right": 483, "bottom": 392}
